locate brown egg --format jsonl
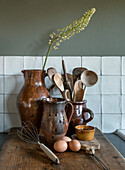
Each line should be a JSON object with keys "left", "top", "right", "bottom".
{"left": 54, "top": 140, "right": 68, "bottom": 152}
{"left": 62, "top": 136, "right": 71, "bottom": 143}
{"left": 69, "top": 139, "right": 81, "bottom": 152}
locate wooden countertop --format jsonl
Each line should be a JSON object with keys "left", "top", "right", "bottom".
{"left": 0, "top": 128, "right": 125, "bottom": 170}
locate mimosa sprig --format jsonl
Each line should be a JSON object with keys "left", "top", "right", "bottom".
{"left": 42, "top": 8, "right": 96, "bottom": 70}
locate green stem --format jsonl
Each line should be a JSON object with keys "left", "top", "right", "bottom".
{"left": 42, "top": 41, "right": 54, "bottom": 70}
{"left": 42, "top": 28, "right": 74, "bottom": 70}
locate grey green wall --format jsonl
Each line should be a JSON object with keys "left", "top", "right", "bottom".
{"left": 0, "top": 0, "right": 125, "bottom": 56}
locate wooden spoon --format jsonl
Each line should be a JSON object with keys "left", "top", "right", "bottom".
{"left": 53, "top": 74, "right": 71, "bottom": 101}
{"left": 73, "top": 80, "right": 83, "bottom": 102}
{"left": 81, "top": 70, "right": 98, "bottom": 99}
{"left": 53, "top": 74, "right": 64, "bottom": 92}
{"left": 75, "top": 88, "right": 84, "bottom": 102}
{"left": 72, "top": 67, "right": 87, "bottom": 85}
{"left": 47, "top": 67, "right": 57, "bottom": 82}
{"left": 81, "top": 70, "right": 98, "bottom": 87}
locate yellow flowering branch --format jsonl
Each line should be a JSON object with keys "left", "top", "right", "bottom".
{"left": 42, "top": 8, "right": 96, "bottom": 70}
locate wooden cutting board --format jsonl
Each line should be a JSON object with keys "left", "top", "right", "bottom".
{"left": 71, "top": 134, "right": 100, "bottom": 154}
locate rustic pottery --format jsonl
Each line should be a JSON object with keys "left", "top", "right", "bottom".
{"left": 17, "top": 70, "right": 50, "bottom": 133}
{"left": 75, "top": 125, "right": 95, "bottom": 141}
{"left": 41, "top": 98, "right": 74, "bottom": 143}
{"left": 66, "top": 100, "right": 94, "bottom": 135}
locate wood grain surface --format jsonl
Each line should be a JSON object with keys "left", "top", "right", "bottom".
{"left": 0, "top": 128, "right": 125, "bottom": 170}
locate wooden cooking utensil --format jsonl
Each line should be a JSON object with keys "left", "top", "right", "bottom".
{"left": 63, "top": 89, "right": 71, "bottom": 101}
{"left": 56, "top": 72, "right": 63, "bottom": 80}
{"left": 81, "top": 70, "right": 98, "bottom": 100}
{"left": 53, "top": 74, "right": 71, "bottom": 101}
{"left": 81, "top": 70, "right": 98, "bottom": 87}
{"left": 62, "top": 60, "right": 72, "bottom": 100}
{"left": 53, "top": 74, "right": 64, "bottom": 92}
{"left": 72, "top": 67, "right": 87, "bottom": 85}
{"left": 73, "top": 80, "right": 83, "bottom": 102}
{"left": 67, "top": 73, "right": 74, "bottom": 92}
{"left": 75, "top": 88, "right": 84, "bottom": 102}
{"left": 47, "top": 67, "right": 57, "bottom": 82}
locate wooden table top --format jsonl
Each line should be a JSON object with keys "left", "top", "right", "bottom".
{"left": 0, "top": 128, "right": 125, "bottom": 170}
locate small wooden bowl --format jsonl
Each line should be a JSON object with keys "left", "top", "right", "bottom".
{"left": 75, "top": 125, "right": 95, "bottom": 141}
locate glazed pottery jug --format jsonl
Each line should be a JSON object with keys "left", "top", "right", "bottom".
{"left": 17, "top": 70, "right": 50, "bottom": 133}
{"left": 41, "top": 98, "right": 74, "bottom": 143}
{"left": 66, "top": 100, "right": 94, "bottom": 135}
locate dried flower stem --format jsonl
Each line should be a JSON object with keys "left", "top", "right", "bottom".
{"left": 42, "top": 8, "right": 96, "bottom": 70}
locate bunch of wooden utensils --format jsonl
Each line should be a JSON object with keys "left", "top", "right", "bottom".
{"left": 47, "top": 60, "right": 98, "bottom": 102}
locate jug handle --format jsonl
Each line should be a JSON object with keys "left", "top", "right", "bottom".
{"left": 65, "top": 102, "right": 74, "bottom": 123}
{"left": 82, "top": 108, "right": 94, "bottom": 124}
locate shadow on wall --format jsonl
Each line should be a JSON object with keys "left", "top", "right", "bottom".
{"left": 5, "top": 75, "right": 23, "bottom": 132}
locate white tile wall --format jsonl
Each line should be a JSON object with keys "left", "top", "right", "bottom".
{"left": 4, "top": 95, "right": 18, "bottom": 113}
{"left": 43, "top": 56, "right": 62, "bottom": 73}
{"left": 122, "top": 95, "right": 125, "bottom": 113}
{"left": 24, "top": 56, "right": 43, "bottom": 69}
{"left": 4, "top": 56, "right": 24, "bottom": 75}
{"left": 122, "top": 76, "right": 125, "bottom": 94}
{"left": 102, "top": 57, "right": 121, "bottom": 75}
{"left": 122, "top": 56, "right": 125, "bottom": 75}
{"left": 85, "top": 76, "right": 101, "bottom": 94}
{"left": 122, "top": 115, "right": 125, "bottom": 129}
{"left": 102, "top": 95, "right": 121, "bottom": 114}
{"left": 5, "top": 76, "right": 24, "bottom": 94}
{"left": 0, "top": 114, "right": 4, "bottom": 132}
{"left": 102, "top": 76, "right": 121, "bottom": 94}
{"left": 88, "top": 113, "right": 101, "bottom": 130}
{"left": 102, "top": 114, "right": 121, "bottom": 133}
{"left": 85, "top": 95, "right": 101, "bottom": 113}
{"left": 0, "top": 56, "right": 3, "bottom": 74}
{"left": 0, "top": 56, "right": 125, "bottom": 133}
{"left": 82, "top": 56, "right": 101, "bottom": 75}
{"left": 63, "top": 56, "right": 81, "bottom": 74}
{"left": 0, "top": 76, "right": 3, "bottom": 93}
{"left": 0, "top": 95, "right": 3, "bottom": 112}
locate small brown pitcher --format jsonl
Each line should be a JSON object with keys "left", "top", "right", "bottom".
{"left": 66, "top": 100, "right": 94, "bottom": 135}
{"left": 41, "top": 98, "right": 74, "bottom": 143}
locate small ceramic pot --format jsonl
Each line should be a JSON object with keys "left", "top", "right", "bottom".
{"left": 75, "top": 125, "right": 95, "bottom": 141}
{"left": 66, "top": 100, "right": 94, "bottom": 135}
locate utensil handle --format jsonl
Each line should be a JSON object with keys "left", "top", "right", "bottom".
{"left": 62, "top": 60, "right": 68, "bottom": 81}
{"left": 65, "top": 102, "right": 74, "bottom": 123}
{"left": 38, "top": 142, "right": 59, "bottom": 164}
{"left": 82, "top": 108, "right": 94, "bottom": 124}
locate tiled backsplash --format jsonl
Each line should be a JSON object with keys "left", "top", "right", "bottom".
{"left": 0, "top": 56, "right": 125, "bottom": 133}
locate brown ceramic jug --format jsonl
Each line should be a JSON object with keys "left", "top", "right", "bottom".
{"left": 66, "top": 100, "right": 94, "bottom": 135}
{"left": 17, "top": 70, "right": 50, "bottom": 133}
{"left": 41, "top": 98, "right": 74, "bottom": 143}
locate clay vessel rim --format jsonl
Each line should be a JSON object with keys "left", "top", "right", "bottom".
{"left": 42, "top": 97, "right": 66, "bottom": 104}
{"left": 75, "top": 125, "right": 95, "bottom": 132}
{"left": 71, "top": 100, "right": 87, "bottom": 104}
{"left": 21, "top": 69, "right": 45, "bottom": 72}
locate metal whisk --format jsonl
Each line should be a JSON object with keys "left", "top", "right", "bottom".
{"left": 17, "top": 121, "right": 59, "bottom": 164}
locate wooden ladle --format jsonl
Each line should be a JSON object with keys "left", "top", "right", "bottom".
{"left": 81, "top": 70, "right": 98, "bottom": 99}
{"left": 72, "top": 67, "right": 87, "bottom": 85}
